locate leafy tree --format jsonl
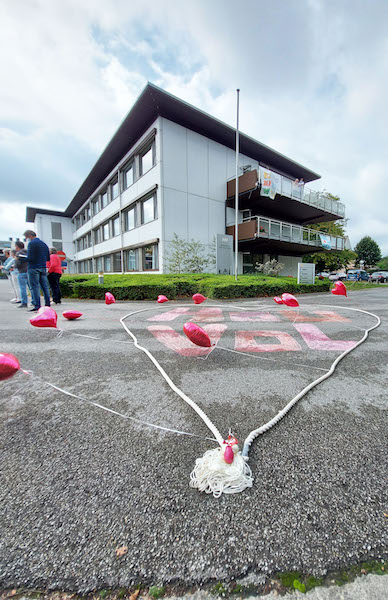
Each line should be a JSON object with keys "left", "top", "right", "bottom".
{"left": 354, "top": 236, "right": 382, "bottom": 267}
{"left": 165, "top": 233, "right": 211, "bottom": 273}
{"left": 303, "top": 249, "right": 356, "bottom": 272}
{"left": 377, "top": 256, "right": 388, "bottom": 270}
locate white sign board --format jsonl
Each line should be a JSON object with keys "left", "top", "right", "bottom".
{"left": 297, "top": 262, "right": 315, "bottom": 284}
{"left": 216, "top": 234, "right": 233, "bottom": 274}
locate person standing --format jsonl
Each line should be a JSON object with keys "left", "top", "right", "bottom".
{"left": 15, "top": 241, "right": 29, "bottom": 308}
{"left": 47, "top": 247, "right": 62, "bottom": 304}
{"left": 23, "top": 230, "right": 51, "bottom": 312}
{"left": 0, "top": 249, "right": 20, "bottom": 302}
{"left": 10, "top": 250, "right": 21, "bottom": 303}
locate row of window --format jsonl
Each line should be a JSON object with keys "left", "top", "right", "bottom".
{"left": 75, "top": 193, "right": 157, "bottom": 250}
{"left": 73, "top": 139, "right": 156, "bottom": 229}
{"left": 76, "top": 244, "right": 159, "bottom": 273}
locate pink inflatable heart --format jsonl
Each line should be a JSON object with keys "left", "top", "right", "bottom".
{"left": 281, "top": 293, "right": 299, "bottom": 307}
{"left": 30, "top": 307, "right": 58, "bottom": 328}
{"left": 62, "top": 310, "right": 83, "bottom": 320}
{"left": 192, "top": 293, "right": 206, "bottom": 305}
{"left": 273, "top": 296, "right": 284, "bottom": 304}
{"left": 105, "top": 292, "right": 116, "bottom": 305}
{"left": 0, "top": 353, "right": 21, "bottom": 381}
{"left": 331, "top": 281, "right": 347, "bottom": 297}
{"left": 157, "top": 295, "right": 169, "bottom": 303}
{"left": 183, "top": 322, "right": 212, "bottom": 347}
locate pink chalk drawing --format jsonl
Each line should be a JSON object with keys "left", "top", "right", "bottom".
{"left": 148, "top": 324, "right": 228, "bottom": 357}
{"left": 229, "top": 312, "right": 280, "bottom": 322}
{"left": 281, "top": 310, "right": 351, "bottom": 323}
{"left": 294, "top": 324, "right": 356, "bottom": 351}
{"left": 194, "top": 308, "right": 224, "bottom": 322}
{"left": 147, "top": 307, "right": 191, "bottom": 322}
{"left": 235, "top": 330, "right": 302, "bottom": 353}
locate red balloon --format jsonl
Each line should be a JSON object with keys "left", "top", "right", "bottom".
{"left": 0, "top": 353, "right": 21, "bottom": 381}
{"left": 281, "top": 293, "right": 299, "bottom": 307}
{"left": 157, "top": 295, "right": 169, "bottom": 303}
{"left": 224, "top": 445, "right": 234, "bottom": 464}
{"left": 105, "top": 292, "right": 116, "bottom": 305}
{"left": 331, "top": 281, "right": 347, "bottom": 297}
{"left": 192, "top": 293, "right": 206, "bottom": 305}
{"left": 62, "top": 310, "right": 83, "bottom": 320}
{"left": 30, "top": 307, "right": 58, "bottom": 328}
{"left": 273, "top": 296, "right": 284, "bottom": 304}
{"left": 183, "top": 322, "right": 212, "bottom": 347}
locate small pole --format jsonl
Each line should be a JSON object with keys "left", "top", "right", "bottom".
{"left": 234, "top": 89, "right": 240, "bottom": 282}
{"left": 98, "top": 271, "right": 104, "bottom": 285}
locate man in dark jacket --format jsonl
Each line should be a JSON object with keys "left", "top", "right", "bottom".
{"left": 23, "top": 230, "right": 51, "bottom": 311}
{"left": 14, "top": 241, "right": 30, "bottom": 307}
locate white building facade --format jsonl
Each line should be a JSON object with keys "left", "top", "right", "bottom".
{"left": 26, "top": 84, "right": 346, "bottom": 276}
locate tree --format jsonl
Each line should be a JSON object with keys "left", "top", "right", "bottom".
{"left": 354, "top": 236, "right": 382, "bottom": 267}
{"left": 303, "top": 249, "right": 356, "bottom": 272}
{"left": 165, "top": 233, "right": 211, "bottom": 273}
{"left": 377, "top": 256, "right": 388, "bottom": 270}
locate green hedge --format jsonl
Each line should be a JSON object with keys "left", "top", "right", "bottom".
{"left": 60, "top": 273, "right": 330, "bottom": 300}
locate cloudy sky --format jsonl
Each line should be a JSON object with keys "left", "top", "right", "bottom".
{"left": 1, "top": 0, "right": 387, "bottom": 254}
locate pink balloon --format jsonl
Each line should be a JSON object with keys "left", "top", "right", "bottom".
{"left": 281, "top": 293, "right": 299, "bottom": 307}
{"left": 105, "top": 292, "right": 116, "bottom": 305}
{"left": 273, "top": 296, "right": 284, "bottom": 304}
{"left": 157, "top": 295, "right": 169, "bottom": 303}
{"left": 62, "top": 310, "right": 83, "bottom": 320}
{"left": 192, "top": 293, "right": 206, "bottom": 305}
{"left": 30, "top": 307, "right": 58, "bottom": 328}
{"left": 0, "top": 353, "right": 21, "bottom": 381}
{"left": 224, "top": 445, "right": 234, "bottom": 464}
{"left": 183, "top": 322, "right": 212, "bottom": 347}
{"left": 331, "top": 281, "right": 347, "bottom": 297}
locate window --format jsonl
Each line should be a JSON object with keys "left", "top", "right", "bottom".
{"left": 113, "top": 252, "right": 121, "bottom": 272}
{"left": 94, "top": 228, "right": 101, "bottom": 245}
{"left": 85, "top": 205, "right": 91, "bottom": 221}
{"left": 87, "top": 232, "right": 92, "bottom": 248}
{"left": 123, "top": 206, "right": 136, "bottom": 231}
{"left": 140, "top": 142, "right": 155, "bottom": 176}
{"left": 112, "top": 215, "right": 120, "bottom": 237}
{"left": 104, "top": 255, "right": 111, "bottom": 272}
{"left": 101, "top": 190, "right": 108, "bottom": 209}
{"left": 141, "top": 195, "right": 156, "bottom": 224}
{"left": 54, "top": 241, "right": 63, "bottom": 252}
{"left": 125, "top": 249, "right": 137, "bottom": 271}
{"left": 111, "top": 179, "right": 119, "bottom": 200}
{"left": 92, "top": 198, "right": 99, "bottom": 216}
{"left": 143, "top": 244, "right": 158, "bottom": 270}
{"left": 51, "top": 222, "right": 62, "bottom": 239}
{"left": 123, "top": 162, "right": 134, "bottom": 189}
{"left": 96, "top": 256, "right": 103, "bottom": 272}
{"left": 103, "top": 222, "right": 110, "bottom": 241}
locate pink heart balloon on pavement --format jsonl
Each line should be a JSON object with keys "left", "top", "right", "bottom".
{"left": 62, "top": 310, "right": 83, "bottom": 320}
{"left": 0, "top": 353, "right": 21, "bottom": 381}
{"left": 30, "top": 307, "right": 58, "bottom": 328}
{"left": 281, "top": 293, "right": 299, "bottom": 307}
{"left": 273, "top": 296, "right": 284, "bottom": 304}
{"left": 105, "top": 292, "right": 116, "bottom": 305}
{"left": 192, "top": 293, "right": 206, "bottom": 305}
{"left": 331, "top": 281, "right": 347, "bottom": 297}
{"left": 157, "top": 295, "right": 169, "bottom": 303}
{"left": 183, "top": 322, "right": 212, "bottom": 347}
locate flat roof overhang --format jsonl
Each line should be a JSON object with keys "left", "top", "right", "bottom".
{"left": 26, "top": 206, "right": 67, "bottom": 222}
{"left": 62, "top": 83, "right": 320, "bottom": 218}
{"left": 226, "top": 187, "right": 343, "bottom": 225}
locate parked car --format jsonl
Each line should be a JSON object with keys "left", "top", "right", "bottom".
{"left": 316, "top": 272, "right": 330, "bottom": 279}
{"left": 328, "top": 272, "right": 347, "bottom": 281}
{"left": 370, "top": 271, "right": 388, "bottom": 283}
{"left": 347, "top": 269, "right": 369, "bottom": 281}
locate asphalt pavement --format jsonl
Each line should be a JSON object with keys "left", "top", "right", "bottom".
{"left": 0, "top": 280, "right": 387, "bottom": 593}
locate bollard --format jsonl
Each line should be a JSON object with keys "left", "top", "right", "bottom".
{"left": 98, "top": 271, "right": 104, "bottom": 285}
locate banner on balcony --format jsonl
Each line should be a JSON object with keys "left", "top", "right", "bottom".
{"left": 319, "top": 234, "right": 332, "bottom": 250}
{"left": 259, "top": 167, "right": 281, "bottom": 200}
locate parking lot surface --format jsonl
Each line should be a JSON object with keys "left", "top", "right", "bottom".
{"left": 0, "top": 282, "right": 387, "bottom": 591}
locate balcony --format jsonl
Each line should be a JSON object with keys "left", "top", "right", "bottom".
{"left": 226, "top": 216, "right": 346, "bottom": 255}
{"left": 226, "top": 170, "right": 345, "bottom": 225}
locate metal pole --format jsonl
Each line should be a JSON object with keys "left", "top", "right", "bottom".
{"left": 234, "top": 89, "right": 240, "bottom": 281}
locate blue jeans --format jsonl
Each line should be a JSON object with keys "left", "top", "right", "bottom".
{"left": 18, "top": 272, "right": 29, "bottom": 305}
{"left": 28, "top": 268, "right": 51, "bottom": 308}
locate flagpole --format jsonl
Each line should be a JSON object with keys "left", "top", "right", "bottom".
{"left": 234, "top": 88, "right": 240, "bottom": 282}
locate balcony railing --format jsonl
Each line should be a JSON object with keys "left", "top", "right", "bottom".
{"left": 226, "top": 216, "right": 346, "bottom": 250}
{"left": 255, "top": 216, "right": 345, "bottom": 250}
{"left": 227, "top": 169, "right": 345, "bottom": 218}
